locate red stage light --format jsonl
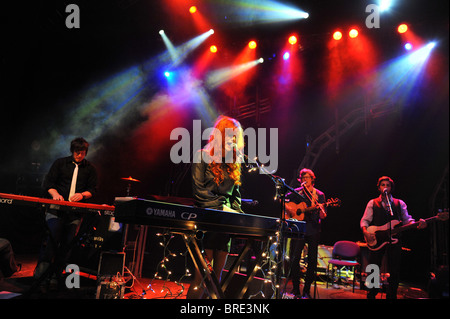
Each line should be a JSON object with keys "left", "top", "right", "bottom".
{"left": 349, "top": 28, "right": 359, "bottom": 38}
{"left": 210, "top": 45, "right": 218, "bottom": 53}
{"left": 333, "top": 31, "right": 343, "bottom": 41}
{"left": 288, "top": 35, "right": 298, "bottom": 45}
{"left": 248, "top": 40, "right": 257, "bottom": 49}
{"left": 189, "top": 6, "right": 197, "bottom": 14}
{"left": 397, "top": 23, "right": 408, "bottom": 34}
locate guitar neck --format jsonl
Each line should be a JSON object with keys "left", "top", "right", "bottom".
{"left": 394, "top": 216, "right": 438, "bottom": 234}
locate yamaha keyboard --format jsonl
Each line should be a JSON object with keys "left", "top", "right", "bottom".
{"left": 114, "top": 198, "right": 305, "bottom": 237}
{"left": 0, "top": 192, "right": 115, "bottom": 215}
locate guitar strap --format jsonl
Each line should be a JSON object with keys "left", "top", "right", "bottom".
{"left": 302, "top": 187, "right": 318, "bottom": 206}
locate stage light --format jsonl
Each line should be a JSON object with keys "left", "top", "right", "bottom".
{"left": 407, "top": 42, "right": 436, "bottom": 64}
{"left": 210, "top": 45, "right": 218, "bottom": 53}
{"left": 159, "top": 30, "right": 165, "bottom": 35}
{"left": 208, "top": 29, "right": 214, "bottom": 35}
{"left": 333, "top": 31, "right": 343, "bottom": 41}
{"left": 189, "top": 6, "right": 197, "bottom": 14}
{"left": 404, "top": 42, "right": 412, "bottom": 51}
{"left": 283, "top": 52, "right": 290, "bottom": 60}
{"left": 349, "top": 29, "right": 359, "bottom": 38}
{"left": 164, "top": 71, "right": 171, "bottom": 78}
{"left": 379, "top": 0, "right": 392, "bottom": 12}
{"left": 288, "top": 35, "right": 298, "bottom": 45}
{"left": 248, "top": 40, "right": 257, "bottom": 49}
{"left": 258, "top": 58, "right": 264, "bottom": 63}
{"left": 398, "top": 24, "right": 408, "bottom": 34}
{"left": 427, "top": 41, "right": 436, "bottom": 49}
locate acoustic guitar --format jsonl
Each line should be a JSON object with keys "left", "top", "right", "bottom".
{"left": 285, "top": 197, "right": 341, "bottom": 220}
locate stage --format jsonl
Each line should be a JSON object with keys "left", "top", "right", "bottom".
{"left": 1, "top": 253, "right": 430, "bottom": 300}
{"left": 0, "top": 1, "right": 448, "bottom": 312}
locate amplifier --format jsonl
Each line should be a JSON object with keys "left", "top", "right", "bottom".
{"left": 96, "top": 252, "right": 126, "bottom": 299}
{"left": 96, "top": 277, "right": 125, "bottom": 299}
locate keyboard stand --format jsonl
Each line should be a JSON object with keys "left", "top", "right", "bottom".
{"left": 178, "top": 231, "right": 225, "bottom": 299}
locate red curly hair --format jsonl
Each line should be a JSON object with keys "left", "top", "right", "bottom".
{"left": 207, "top": 116, "right": 244, "bottom": 186}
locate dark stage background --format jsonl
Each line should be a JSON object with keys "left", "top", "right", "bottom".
{"left": 0, "top": 0, "right": 448, "bottom": 286}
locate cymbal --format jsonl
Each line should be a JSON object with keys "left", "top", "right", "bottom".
{"left": 121, "top": 176, "right": 141, "bottom": 182}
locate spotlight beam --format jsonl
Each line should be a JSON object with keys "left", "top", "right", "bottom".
{"left": 159, "top": 31, "right": 178, "bottom": 62}
{"left": 171, "top": 29, "right": 214, "bottom": 67}
{"left": 159, "top": 29, "right": 215, "bottom": 68}
{"left": 217, "top": 0, "right": 308, "bottom": 25}
{"left": 206, "top": 58, "right": 263, "bottom": 89}
{"left": 370, "top": 42, "right": 437, "bottom": 104}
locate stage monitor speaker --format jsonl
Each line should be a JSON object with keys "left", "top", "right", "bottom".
{"left": 317, "top": 245, "right": 333, "bottom": 274}
{"left": 69, "top": 214, "right": 123, "bottom": 274}
{"left": 96, "top": 252, "right": 126, "bottom": 299}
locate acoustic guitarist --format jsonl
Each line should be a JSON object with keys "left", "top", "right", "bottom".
{"left": 360, "top": 176, "right": 427, "bottom": 299}
{"left": 285, "top": 168, "right": 327, "bottom": 298}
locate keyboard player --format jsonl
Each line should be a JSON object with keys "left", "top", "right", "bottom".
{"left": 187, "top": 116, "right": 245, "bottom": 299}
{"left": 34, "top": 137, "right": 98, "bottom": 289}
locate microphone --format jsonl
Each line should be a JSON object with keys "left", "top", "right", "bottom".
{"left": 383, "top": 188, "right": 393, "bottom": 216}
{"left": 301, "top": 182, "right": 307, "bottom": 186}
{"left": 232, "top": 143, "right": 245, "bottom": 161}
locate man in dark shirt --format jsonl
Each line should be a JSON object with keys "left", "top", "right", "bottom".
{"left": 285, "top": 168, "right": 326, "bottom": 298}
{"left": 360, "top": 176, "right": 426, "bottom": 299}
{"left": 34, "top": 137, "right": 98, "bottom": 286}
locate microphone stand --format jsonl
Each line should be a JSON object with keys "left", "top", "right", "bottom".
{"left": 384, "top": 191, "right": 394, "bottom": 244}
{"left": 301, "top": 185, "right": 323, "bottom": 299}
{"left": 236, "top": 149, "right": 303, "bottom": 298}
{"left": 384, "top": 190, "right": 394, "bottom": 297}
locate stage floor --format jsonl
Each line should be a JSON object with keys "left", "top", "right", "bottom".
{"left": 0, "top": 254, "right": 429, "bottom": 300}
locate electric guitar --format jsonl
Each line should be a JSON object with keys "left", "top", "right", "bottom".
{"left": 364, "top": 210, "right": 449, "bottom": 251}
{"left": 285, "top": 198, "right": 341, "bottom": 220}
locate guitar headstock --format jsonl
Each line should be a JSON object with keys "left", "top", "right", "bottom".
{"left": 437, "top": 209, "right": 449, "bottom": 221}
{"left": 326, "top": 198, "right": 341, "bottom": 207}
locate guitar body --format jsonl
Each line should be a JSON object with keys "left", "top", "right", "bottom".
{"left": 286, "top": 201, "right": 307, "bottom": 220}
{"left": 364, "top": 210, "right": 448, "bottom": 251}
{"left": 365, "top": 220, "right": 401, "bottom": 251}
{"left": 285, "top": 198, "right": 340, "bottom": 220}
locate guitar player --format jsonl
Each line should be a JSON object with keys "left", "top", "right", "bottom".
{"left": 360, "top": 176, "right": 427, "bottom": 299}
{"left": 285, "top": 168, "right": 327, "bottom": 298}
